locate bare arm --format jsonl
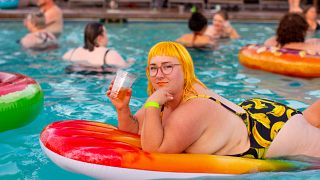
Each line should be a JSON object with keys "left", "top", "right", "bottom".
{"left": 141, "top": 99, "right": 212, "bottom": 153}
{"left": 229, "top": 27, "right": 240, "bottom": 39}
{"left": 224, "top": 22, "right": 240, "bottom": 39}
{"left": 117, "top": 105, "right": 139, "bottom": 133}
{"left": 141, "top": 89, "right": 223, "bottom": 154}
{"left": 107, "top": 84, "right": 144, "bottom": 134}
{"left": 141, "top": 106, "right": 163, "bottom": 151}
{"left": 106, "top": 50, "right": 130, "bottom": 68}
{"left": 24, "top": 19, "right": 42, "bottom": 33}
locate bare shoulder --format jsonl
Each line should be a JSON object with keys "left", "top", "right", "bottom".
{"left": 51, "top": 5, "right": 62, "bottom": 14}
{"left": 176, "top": 33, "right": 192, "bottom": 42}
{"left": 176, "top": 34, "right": 193, "bottom": 47}
{"left": 169, "top": 95, "right": 214, "bottom": 127}
{"left": 264, "top": 36, "right": 277, "bottom": 46}
{"left": 164, "top": 98, "right": 212, "bottom": 135}
{"left": 62, "top": 48, "right": 76, "bottom": 60}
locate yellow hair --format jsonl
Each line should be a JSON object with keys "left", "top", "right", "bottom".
{"left": 146, "top": 41, "right": 206, "bottom": 100}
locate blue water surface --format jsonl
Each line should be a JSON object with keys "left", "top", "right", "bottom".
{"left": 0, "top": 21, "right": 319, "bottom": 179}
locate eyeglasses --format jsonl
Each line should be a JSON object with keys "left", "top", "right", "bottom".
{"left": 213, "top": 19, "right": 224, "bottom": 24}
{"left": 148, "top": 63, "right": 180, "bottom": 77}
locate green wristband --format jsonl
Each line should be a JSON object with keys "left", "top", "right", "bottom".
{"left": 144, "top": 101, "right": 160, "bottom": 109}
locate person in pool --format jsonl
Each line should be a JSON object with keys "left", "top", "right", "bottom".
{"left": 63, "top": 22, "right": 134, "bottom": 68}
{"left": 20, "top": 12, "right": 58, "bottom": 50}
{"left": 176, "top": 12, "right": 215, "bottom": 49}
{"left": 21, "top": 0, "right": 63, "bottom": 50}
{"left": 107, "top": 41, "right": 320, "bottom": 159}
{"left": 303, "top": 6, "right": 320, "bottom": 33}
{"left": 204, "top": 10, "right": 240, "bottom": 40}
{"left": 264, "top": 13, "right": 320, "bottom": 52}
{"left": 24, "top": 0, "right": 63, "bottom": 37}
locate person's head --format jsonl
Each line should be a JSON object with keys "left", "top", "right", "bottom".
{"left": 188, "top": 12, "right": 208, "bottom": 33}
{"left": 83, "top": 22, "right": 108, "bottom": 51}
{"left": 303, "top": 6, "right": 318, "bottom": 21}
{"left": 276, "top": 13, "right": 308, "bottom": 47}
{"left": 146, "top": 41, "right": 206, "bottom": 99}
{"left": 212, "top": 10, "right": 229, "bottom": 30}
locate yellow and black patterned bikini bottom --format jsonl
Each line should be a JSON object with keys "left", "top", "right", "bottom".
{"left": 186, "top": 95, "right": 303, "bottom": 159}
{"left": 234, "top": 98, "right": 302, "bottom": 159}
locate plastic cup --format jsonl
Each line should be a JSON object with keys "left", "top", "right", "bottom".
{"left": 110, "top": 70, "right": 137, "bottom": 100}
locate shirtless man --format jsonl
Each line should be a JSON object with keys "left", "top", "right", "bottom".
{"left": 24, "top": 0, "right": 63, "bottom": 37}
{"left": 21, "top": 0, "right": 63, "bottom": 50}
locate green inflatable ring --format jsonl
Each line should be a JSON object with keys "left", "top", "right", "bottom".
{"left": 0, "top": 72, "right": 44, "bottom": 132}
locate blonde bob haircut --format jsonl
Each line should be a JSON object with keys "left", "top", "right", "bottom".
{"left": 146, "top": 41, "right": 206, "bottom": 100}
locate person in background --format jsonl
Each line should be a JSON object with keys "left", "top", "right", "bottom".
{"left": 20, "top": 12, "right": 58, "bottom": 50}
{"left": 21, "top": 0, "right": 63, "bottom": 50}
{"left": 204, "top": 10, "right": 240, "bottom": 40}
{"left": 303, "top": 6, "right": 320, "bottom": 32}
{"left": 24, "top": 0, "right": 63, "bottom": 37}
{"left": 63, "top": 22, "right": 133, "bottom": 68}
{"left": 176, "top": 11, "right": 214, "bottom": 49}
{"left": 288, "top": 0, "right": 302, "bottom": 13}
{"left": 107, "top": 41, "right": 320, "bottom": 159}
{"left": 264, "top": 13, "right": 320, "bottom": 52}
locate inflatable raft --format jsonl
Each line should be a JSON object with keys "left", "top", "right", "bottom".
{"left": 0, "top": 72, "right": 43, "bottom": 132}
{"left": 40, "top": 120, "right": 318, "bottom": 179}
{"left": 238, "top": 44, "right": 320, "bottom": 78}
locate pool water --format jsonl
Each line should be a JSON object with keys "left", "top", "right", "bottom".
{"left": 0, "top": 21, "right": 319, "bottom": 179}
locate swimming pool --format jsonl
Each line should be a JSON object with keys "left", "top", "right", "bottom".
{"left": 0, "top": 21, "right": 319, "bottom": 179}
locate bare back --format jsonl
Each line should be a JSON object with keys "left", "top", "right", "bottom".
{"left": 264, "top": 36, "right": 320, "bottom": 53}
{"left": 176, "top": 33, "right": 214, "bottom": 48}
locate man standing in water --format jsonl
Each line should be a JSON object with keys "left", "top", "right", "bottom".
{"left": 21, "top": 0, "right": 63, "bottom": 49}
{"left": 24, "top": 0, "right": 63, "bottom": 37}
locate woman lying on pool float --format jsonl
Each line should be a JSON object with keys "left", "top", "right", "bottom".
{"left": 107, "top": 41, "right": 320, "bottom": 159}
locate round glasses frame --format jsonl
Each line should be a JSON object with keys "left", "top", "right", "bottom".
{"left": 148, "top": 64, "right": 180, "bottom": 77}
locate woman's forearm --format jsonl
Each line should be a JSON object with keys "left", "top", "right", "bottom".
{"left": 141, "top": 107, "right": 164, "bottom": 152}
{"left": 117, "top": 107, "right": 139, "bottom": 134}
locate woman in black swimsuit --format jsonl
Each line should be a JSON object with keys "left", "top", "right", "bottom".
{"left": 63, "top": 22, "right": 133, "bottom": 74}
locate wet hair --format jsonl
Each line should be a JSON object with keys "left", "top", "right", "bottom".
{"left": 188, "top": 12, "right": 208, "bottom": 32}
{"left": 146, "top": 41, "right": 206, "bottom": 100}
{"left": 215, "top": 10, "right": 229, "bottom": 21}
{"left": 83, "top": 22, "right": 104, "bottom": 51}
{"left": 276, "top": 13, "right": 308, "bottom": 47}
